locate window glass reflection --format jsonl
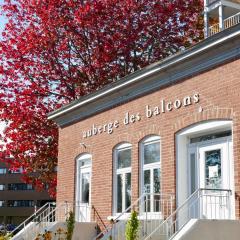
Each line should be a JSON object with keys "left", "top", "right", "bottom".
{"left": 205, "top": 149, "right": 222, "bottom": 189}
{"left": 81, "top": 172, "right": 90, "bottom": 203}
{"left": 117, "top": 148, "right": 131, "bottom": 169}
{"left": 144, "top": 142, "right": 160, "bottom": 164}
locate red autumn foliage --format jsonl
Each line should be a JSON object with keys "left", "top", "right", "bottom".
{"left": 0, "top": 0, "right": 203, "bottom": 197}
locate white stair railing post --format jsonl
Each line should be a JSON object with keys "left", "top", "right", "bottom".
{"left": 228, "top": 190, "right": 231, "bottom": 219}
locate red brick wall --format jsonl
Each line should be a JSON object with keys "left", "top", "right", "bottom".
{"left": 57, "top": 58, "right": 240, "bottom": 226}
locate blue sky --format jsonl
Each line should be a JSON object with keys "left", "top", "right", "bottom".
{"left": 0, "top": 0, "right": 7, "bottom": 34}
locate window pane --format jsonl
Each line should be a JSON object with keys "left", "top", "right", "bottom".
{"left": 144, "top": 170, "right": 151, "bottom": 193}
{"left": 80, "top": 159, "right": 91, "bottom": 167}
{"left": 117, "top": 174, "right": 123, "bottom": 212}
{"left": 125, "top": 173, "right": 131, "bottom": 212}
{"left": 0, "top": 185, "right": 5, "bottom": 191}
{"left": 117, "top": 148, "right": 131, "bottom": 169}
{"left": 153, "top": 168, "right": 160, "bottom": 193}
{"left": 0, "top": 201, "right": 5, "bottom": 207}
{"left": 8, "top": 200, "right": 34, "bottom": 207}
{"left": 144, "top": 142, "right": 160, "bottom": 164}
{"left": 190, "top": 131, "right": 231, "bottom": 144}
{"left": 205, "top": 149, "right": 221, "bottom": 189}
{"left": 153, "top": 168, "right": 161, "bottom": 212}
{"left": 81, "top": 172, "right": 90, "bottom": 203}
{"left": 0, "top": 168, "right": 7, "bottom": 174}
{"left": 144, "top": 170, "right": 151, "bottom": 212}
{"left": 8, "top": 168, "right": 23, "bottom": 174}
{"left": 8, "top": 183, "right": 34, "bottom": 191}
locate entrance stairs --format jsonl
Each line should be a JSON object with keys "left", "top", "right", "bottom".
{"left": 96, "top": 188, "right": 232, "bottom": 240}
{"left": 7, "top": 188, "right": 233, "bottom": 240}
{"left": 8, "top": 202, "right": 70, "bottom": 240}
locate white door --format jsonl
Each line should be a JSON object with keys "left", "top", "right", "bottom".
{"left": 76, "top": 157, "right": 91, "bottom": 222}
{"left": 199, "top": 140, "right": 231, "bottom": 219}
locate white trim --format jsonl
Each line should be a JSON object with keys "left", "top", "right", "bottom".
{"left": 142, "top": 135, "right": 161, "bottom": 143}
{"left": 77, "top": 153, "right": 92, "bottom": 161}
{"left": 115, "top": 142, "right": 132, "bottom": 150}
{"left": 48, "top": 30, "right": 240, "bottom": 120}
{"left": 176, "top": 120, "right": 235, "bottom": 218}
{"left": 113, "top": 143, "right": 132, "bottom": 215}
{"left": 139, "top": 136, "right": 161, "bottom": 213}
{"left": 75, "top": 154, "right": 92, "bottom": 222}
{"left": 179, "top": 120, "right": 231, "bottom": 136}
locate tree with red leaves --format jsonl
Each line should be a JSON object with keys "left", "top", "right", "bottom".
{"left": 0, "top": 0, "right": 203, "bottom": 197}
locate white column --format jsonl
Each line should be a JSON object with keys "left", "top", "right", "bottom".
{"left": 219, "top": 4, "right": 224, "bottom": 30}
{"left": 204, "top": 11, "right": 209, "bottom": 38}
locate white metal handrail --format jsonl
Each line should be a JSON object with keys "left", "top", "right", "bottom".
{"left": 95, "top": 193, "right": 174, "bottom": 240}
{"left": 8, "top": 202, "right": 55, "bottom": 238}
{"left": 9, "top": 201, "right": 90, "bottom": 240}
{"left": 144, "top": 188, "right": 231, "bottom": 240}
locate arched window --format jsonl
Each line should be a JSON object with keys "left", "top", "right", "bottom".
{"left": 113, "top": 143, "right": 132, "bottom": 214}
{"left": 140, "top": 136, "right": 161, "bottom": 212}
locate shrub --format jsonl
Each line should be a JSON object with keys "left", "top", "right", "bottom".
{"left": 66, "top": 211, "right": 75, "bottom": 240}
{"left": 125, "top": 211, "right": 140, "bottom": 240}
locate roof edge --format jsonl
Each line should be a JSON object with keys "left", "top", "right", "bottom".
{"left": 48, "top": 25, "right": 240, "bottom": 121}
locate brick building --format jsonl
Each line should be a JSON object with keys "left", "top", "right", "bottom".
{"left": 48, "top": 1, "right": 240, "bottom": 239}
{"left": 0, "top": 160, "right": 54, "bottom": 226}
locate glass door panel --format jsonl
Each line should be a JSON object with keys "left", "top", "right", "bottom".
{"left": 116, "top": 172, "right": 131, "bottom": 213}
{"left": 81, "top": 172, "right": 90, "bottom": 203}
{"left": 205, "top": 149, "right": 222, "bottom": 189}
{"left": 76, "top": 161, "right": 91, "bottom": 222}
{"left": 199, "top": 142, "right": 228, "bottom": 219}
{"left": 144, "top": 170, "right": 151, "bottom": 212}
{"left": 117, "top": 175, "right": 123, "bottom": 213}
{"left": 153, "top": 168, "right": 161, "bottom": 212}
{"left": 125, "top": 173, "right": 131, "bottom": 211}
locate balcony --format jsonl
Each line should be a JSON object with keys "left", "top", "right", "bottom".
{"left": 206, "top": 0, "right": 219, "bottom": 6}
{"left": 206, "top": 0, "right": 240, "bottom": 7}
{"left": 209, "top": 11, "right": 240, "bottom": 36}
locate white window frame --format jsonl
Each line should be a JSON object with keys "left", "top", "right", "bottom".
{"left": 75, "top": 153, "right": 92, "bottom": 222}
{"left": 140, "top": 135, "right": 161, "bottom": 213}
{"left": 113, "top": 143, "right": 132, "bottom": 215}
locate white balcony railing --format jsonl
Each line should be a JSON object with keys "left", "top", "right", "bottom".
{"left": 209, "top": 11, "right": 240, "bottom": 36}
{"left": 224, "top": 11, "right": 240, "bottom": 29}
{"left": 209, "top": 23, "right": 221, "bottom": 36}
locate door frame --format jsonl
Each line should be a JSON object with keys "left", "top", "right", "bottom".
{"left": 187, "top": 136, "right": 234, "bottom": 219}
{"left": 176, "top": 120, "right": 234, "bottom": 218}
{"left": 75, "top": 154, "right": 92, "bottom": 222}
{"left": 188, "top": 137, "right": 232, "bottom": 193}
